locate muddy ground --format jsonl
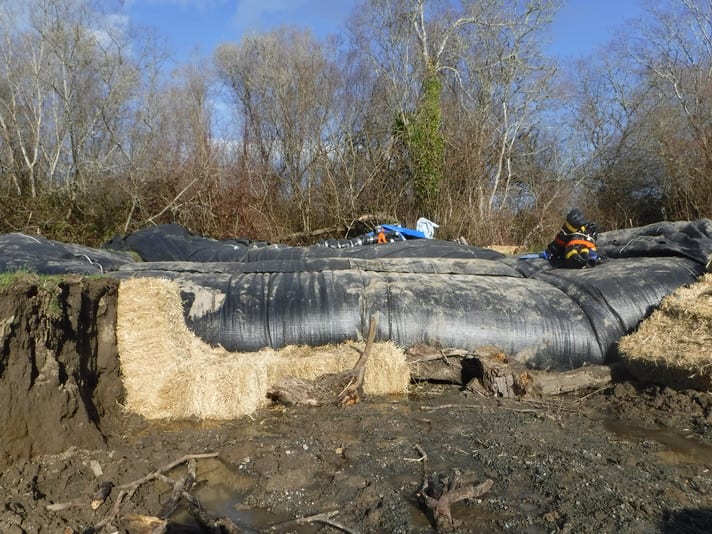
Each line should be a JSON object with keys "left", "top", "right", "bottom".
{"left": 1, "top": 277, "right": 711, "bottom": 533}
{"left": 1, "top": 380, "right": 711, "bottom": 533}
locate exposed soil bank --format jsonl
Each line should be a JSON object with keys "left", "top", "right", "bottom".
{"left": 0, "top": 277, "right": 123, "bottom": 466}
{"left": 0, "top": 279, "right": 711, "bottom": 533}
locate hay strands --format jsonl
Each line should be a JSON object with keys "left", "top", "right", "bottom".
{"left": 413, "top": 444, "right": 494, "bottom": 533}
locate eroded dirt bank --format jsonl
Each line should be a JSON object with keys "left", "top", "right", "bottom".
{"left": 0, "top": 279, "right": 711, "bottom": 533}
{"left": 0, "top": 276, "right": 123, "bottom": 465}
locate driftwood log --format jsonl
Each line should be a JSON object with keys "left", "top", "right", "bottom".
{"left": 406, "top": 343, "right": 469, "bottom": 383}
{"left": 407, "top": 344, "right": 612, "bottom": 398}
{"left": 267, "top": 315, "right": 379, "bottom": 407}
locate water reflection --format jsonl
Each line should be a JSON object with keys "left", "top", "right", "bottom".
{"left": 603, "top": 419, "right": 712, "bottom": 465}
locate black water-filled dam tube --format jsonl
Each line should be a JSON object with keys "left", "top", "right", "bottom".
{"left": 1, "top": 219, "right": 711, "bottom": 370}
{"left": 120, "top": 265, "right": 602, "bottom": 368}
{"left": 117, "top": 251, "right": 705, "bottom": 369}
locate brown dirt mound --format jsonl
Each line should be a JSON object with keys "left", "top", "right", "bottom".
{"left": 619, "top": 273, "right": 712, "bottom": 391}
{"left": 0, "top": 276, "right": 123, "bottom": 465}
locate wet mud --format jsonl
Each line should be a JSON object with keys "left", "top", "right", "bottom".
{"left": 1, "top": 382, "right": 711, "bottom": 533}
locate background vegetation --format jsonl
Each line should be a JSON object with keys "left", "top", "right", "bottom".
{"left": 0, "top": 0, "right": 710, "bottom": 248}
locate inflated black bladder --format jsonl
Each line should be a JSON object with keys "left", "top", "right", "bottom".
{"left": 1, "top": 219, "right": 710, "bottom": 370}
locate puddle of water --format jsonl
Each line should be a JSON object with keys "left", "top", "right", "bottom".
{"left": 603, "top": 418, "right": 712, "bottom": 465}
{"left": 163, "top": 455, "right": 292, "bottom": 531}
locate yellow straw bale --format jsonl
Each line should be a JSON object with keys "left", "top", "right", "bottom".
{"left": 116, "top": 277, "right": 410, "bottom": 419}
{"left": 618, "top": 273, "right": 712, "bottom": 391}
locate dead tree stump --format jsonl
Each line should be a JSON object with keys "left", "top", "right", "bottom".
{"left": 464, "top": 346, "right": 532, "bottom": 397}
{"left": 414, "top": 445, "right": 494, "bottom": 532}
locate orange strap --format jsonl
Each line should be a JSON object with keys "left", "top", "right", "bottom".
{"left": 567, "top": 239, "right": 597, "bottom": 249}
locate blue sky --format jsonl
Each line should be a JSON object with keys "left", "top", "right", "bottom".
{"left": 125, "top": 0, "right": 645, "bottom": 63}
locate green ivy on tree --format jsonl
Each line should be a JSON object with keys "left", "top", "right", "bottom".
{"left": 407, "top": 69, "right": 444, "bottom": 217}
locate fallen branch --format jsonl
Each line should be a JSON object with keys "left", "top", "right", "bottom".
{"left": 338, "top": 314, "right": 378, "bottom": 405}
{"left": 419, "top": 403, "right": 488, "bottom": 412}
{"left": 91, "top": 452, "right": 219, "bottom": 531}
{"left": 575, "top": 383, "right": 611, "bottom": 404}
{"left": 268, "top": 510, "right": 357, "bottom": 533}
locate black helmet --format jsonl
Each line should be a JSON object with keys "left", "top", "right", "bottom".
{"left": 566, "top": 208, "right": 587, "bottom": 229}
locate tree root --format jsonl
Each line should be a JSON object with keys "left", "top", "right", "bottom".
{"left": 337, "top": 313, "right": 378, "bottom": 405}
{"left": 267, "top": 314, "right": 379, "bottom": 407}
{"left": 414, "top": 444, "right": 494, "bottom": 532}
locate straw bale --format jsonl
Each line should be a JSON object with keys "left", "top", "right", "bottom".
{"left": 116, "top": 277, "right": 409, "bottom": 420}
{"left": 618, "top": 274, "right": 712, "bottom": 391}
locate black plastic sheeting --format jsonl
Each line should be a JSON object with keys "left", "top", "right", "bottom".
{"left": 0, "top": 233, "right": 133, "bottom": 274}
{"left": 104, "top": 222, "right": 505, "bottom": 263}
{"left": 103, "top": 223, "right": 273, "bottom": 262}
{"left": 596, "top": 219, "right": 712, "bottom": 264}
{"left": 1, "top": 219, "right": 711, "bottom": 369}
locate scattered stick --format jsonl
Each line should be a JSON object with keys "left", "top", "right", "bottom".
{"left": 414, "top": 444, "right": 428, "bottom": 492}
{"left": 158, "top": 459, "right": 197, "bottom": 518}
{"left": 91, "top": 452, "right": 219, "bottom": 531}
{"left": 419, "top": 403, "right": 488, "bottom": 412}
{"left": 575, "top": 383, "right": 612, "bottom": 404}
{"left": 268, "top": 510, "right": 358, "bottom": 533}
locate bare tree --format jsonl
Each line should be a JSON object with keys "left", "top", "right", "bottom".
{"left": 0, "top": 0, "right": 168, "bottom": 241}
{"left": 630, "top": 0, "right": 712, "bottom": 220}
{"left": 214, "top": 28, "right": 341, "bottom": 233}
{"left": 0, "top": 1, "right": 59, "bottom": 198}
{"left": 569, "top": 0, "right": 712, "bottom": 225}
{"left": 345, "top": 0, "right": 560, "bottom": 241}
